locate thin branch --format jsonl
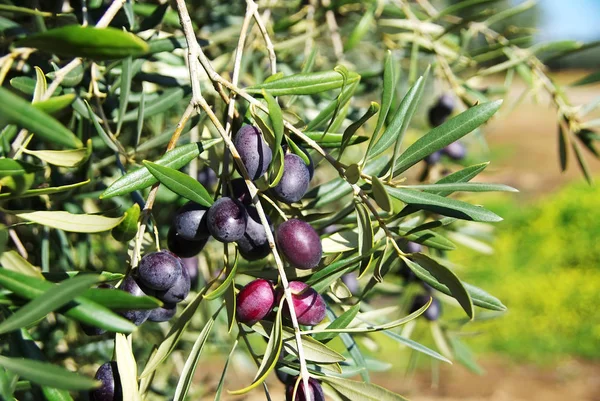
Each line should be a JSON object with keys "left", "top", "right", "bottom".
{"left": 249, "top": 0, "right": 277, "bottom": 75}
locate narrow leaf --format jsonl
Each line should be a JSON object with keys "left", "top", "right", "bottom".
{"left": 14, "top": 211, "right": 124, "bottom": 233}
{"left": 247, "top": 70, "right": 360, "bottom": 96}
{"left": 393, "top": 101, "right": 502, "bottom": 175}
{"left": 387, "top": 187, "right": 502, "bottom": 223}
{"left": 23, "top": 140, "right": 91, "bottom": 167}
{"left": 0, "top": 274, "right": 100, "bottom": 334}
{"left": 17, "top": 25, "right": 149, "bottom": 60}
{"left": 116, "top": 56, "right": 133, "bottom": 135}
{"left": 101, "top": 143, "right": 202, "bottom": 199}
{"left": 173, "top": 308, "right": 218, "bottom": 400}
{"left": 0, "top": 356, "right": 99, "bottom": 391}
{"left": 322, "top": 376, "right": 409, "bottom": 401}
{"left": 368, "top": 72, "right": 427, "bottom": 160}
{"left": 0, "top": 87, "right": 82, "bottom": 149}
{"left": 404, "top": 254, "right": 474, "bottom": 319}
{"left": 229, "top": 306, "right": 282, "bottom": 395}
{"left": 144, "top": 161, "right": 213, "bottom": 206}
{"left": 371, "top": 175, "right": 392, "bottom": 212}
{"left": 115, "top": 333, "right": 141, "bottom": 401}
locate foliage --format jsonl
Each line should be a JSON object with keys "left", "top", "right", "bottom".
{"left": 0, "top": 0, "right": 598, "bottom": 400}
{"left": 451, "top": 184, "right": 600, "bottom": 363}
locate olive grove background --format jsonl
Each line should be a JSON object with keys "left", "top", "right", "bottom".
{"left": 0, "top": 0, "right": 599, "bottom": 400}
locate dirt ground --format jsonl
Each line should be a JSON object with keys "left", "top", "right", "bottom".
{"left": 390, "top": 358, "right": 600, "bottom": 401}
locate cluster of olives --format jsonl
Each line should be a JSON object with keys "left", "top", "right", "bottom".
{"left": 425, "top": 94, "right": 467, "bottom": 165}
{"left": 236, "top": 279, "right": 326, "bottom": 327}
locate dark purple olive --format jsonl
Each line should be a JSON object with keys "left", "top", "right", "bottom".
{"left": 90, "top": 361, "right": 122, "bottom": 401}
{"left": 273, "top": 153, "right": 311, "bottom": 203}
{"left": 197, "top": 165, "right": 218, "bottom": 189}
{"left": 410, "top": 294, "right": 442, "bottom": 321}
{"left": 226, "top": 178, "right": 252, "bottom": 206}
{"left": 173, "top": 202, "right": 210, "bottom": 241}
{"left": 207, "top": 197, "right": 248, "bottom": 243}
{"left": 236, "top": 279, "right": 275, "bottom": 325}
{"left": 82, "top": 283, "right": 113, "bottom": 336}
{"left": 442, "top": 141, "right": 466, "bottom": 160}
{"left": 285, "top": 377, "right": 325, "bottom": 401}
{"left": 236, "top": 206, "right": 272, "bottom": 261}
{"left": 155, "top": 260, "right": 190, "bottom": 304}
{"left": 181, "top": 256, "right": 199, "bottom": 289}
{"left": 428, "top": 94, "right": 455, "bottom": 127}
{"left": 234, "top": 125, "right": 273, "bottom": 180}
{"left": 148, "top": 303, "right": 177, "bottom": 322}
{"left": 286, "top": 144, "right": 315, "bottom": 180}
{"left": 167, "top": 227, "right": 208, "bottom": 258}
{"left": 403, "top": 241, "right": 422, "bottom": 254}
{"left": 276, "top": 219, "right": 322, "bottom": 270}
{"left": 424, "top": 151, "right": 442, "bottom": 165}
{"left": 138, "top": 250, "right": 183, "bottom": 291}
{"left": 281, "top": 281, "right": 326, "bottom": 326}
{"left": 118, "top": 277, "right": 154, "bottom": 326}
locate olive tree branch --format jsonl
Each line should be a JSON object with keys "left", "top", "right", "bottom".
{"left": 248, "top": 0, "right": 277, "bottom": 76}
{"left": 174, "top": 1, "right": 313, "bottom": 397}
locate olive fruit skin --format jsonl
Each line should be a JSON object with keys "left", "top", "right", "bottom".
{"left": 236, "top": 279, "right": 275, "bottom": 325}
{"left": 148, "top": 303, "right": 177, "bottom": 322}
{"left": 234, "top": 125, "right": 273, "bottom": 180}
{"left": 428, "top": 94, "right": 455, "bottom": 127}
{"left": 273, "top": 153, "right": 311, "bottom": 204}
{"left": 276, "top": 219, "right": 322, "bottom": 270}
{"left": 281, "top": 281, "right": 326, "bottom": 326}
{"left": 167, "top": 227, "right": 208, "bottom": 258}
{"left": 402, "top": 240, "right": 422, "bottom": 254}
{"left": 207, "top": 197, "right": 248, "bottom": 243}
{"left": 410, "top": 294, "right": 442, "bottom": 321}
{"left": 236, "top": 206, "right": 271, "bottom": 261}
{"left": 197, "top": 165, "right": 218, "bottom": 189}
{"left": 90, "top": 361, "right": 122, "bottom": 401}
{"left": 156, "top": 260, "right": 190, "bottom": 304}
{"left": 285, "top": 377, "right": 325, "bottom": 401}
{"left": 173, "top": 202, "right": 209, "bottom": 241}
{"left": 118, "top": 277, "right": 154, "bottom": 326}
{"left": 442, "top": 141, "right": 466, "bottom": 160}
{"left": 138, "top": 251, "right": 183, "bottom": 291}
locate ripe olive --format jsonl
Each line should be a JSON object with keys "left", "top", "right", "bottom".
{"left": 234, "top": 125, "right": 273, "bottom": 180}
{"left": 90, "top": 361, "right": 122, "bottom": 401}
{"left": 206, "top": 197, "right": 248, "bottom": 243}
{"left": 273, "top": 153, "right": 311, "bottom": 204}
{"left": 138, "top": 250, "right": 183, "bottom": 291}
{"left": 276, "top": 219, "right": 322, "bottom": 270}
{"left": 236, "top": 279, "right": 275, "bottom": 325}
